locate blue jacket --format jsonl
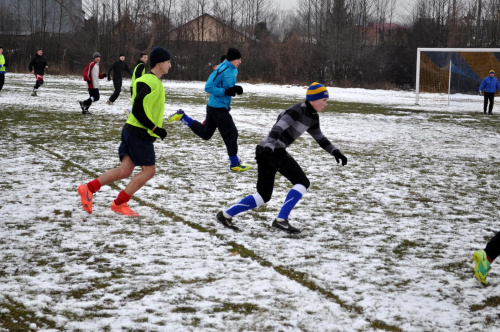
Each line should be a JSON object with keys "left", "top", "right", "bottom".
{"left": 205, "top": 60, "right": 238, "bottom": 110}
{"left": 479, "top": 76, "right": 500, "bottom": 93}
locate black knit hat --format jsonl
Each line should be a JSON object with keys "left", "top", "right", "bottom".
{"left": 226, "top": 48, "right": 241, "bottom": 61}
{"left": 149, "top": 47, "right": 171, "bottom": 68}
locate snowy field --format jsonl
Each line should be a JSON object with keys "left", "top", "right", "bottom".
{"left": 1, "top": 73, "right": 499, "bottom": 331}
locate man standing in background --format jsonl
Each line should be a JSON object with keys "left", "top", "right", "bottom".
{"left": 28, "top": 48, "right": 48, "bottom": 97}
{"left": 106, "top": 53, "right": 132, "bottom": 105}
{"left": 479, "top": 70, "right": 500, "bottom": 114}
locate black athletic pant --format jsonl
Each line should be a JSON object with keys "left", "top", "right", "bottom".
{"left": 189, "top": 106, "right": 238, "bottom": 157}
{"left": 255, "top": 147, "right": 310, "bottom": 203}
{"left": 109, "top": 79, "right": 122, "bottom": 102}
{"left": 484, "top": 92, "right": 495, "bottom": 113}
{"left": 0, "top": 74, "right": 4, "bottom": 92}
{"left": 33, "top": 74, "right": 43, "bottom": 90}
{"left": 485, "top": 230, "right": 500, "bottom": 262}
{"left": 83, "top": 88, "right": 100, "bottom": 107}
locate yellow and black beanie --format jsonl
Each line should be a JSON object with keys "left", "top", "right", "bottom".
{"left": 306, "top": 82, "right": 329, "bottom": 101}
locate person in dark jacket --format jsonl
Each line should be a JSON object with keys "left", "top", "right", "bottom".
{"left": 28, "top": 48, "right": 48, "bottom": 97}
{"left": 215, "top": 82, "right": 348, "bottom": 234}
{"left": 106, "top": 53, "right": 132, "bottom": 105}
{"left": 474, "top": 231, "right": 500, "bottom": 285}
{"left": 479, "top": 70, "right": 500, "bottom": 114}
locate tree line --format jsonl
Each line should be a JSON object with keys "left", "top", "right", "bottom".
{"left": 0, "top": 0, "right": 499, "bottom": 89}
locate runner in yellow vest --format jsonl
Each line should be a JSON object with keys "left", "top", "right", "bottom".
{"left": 130, "top": 52, "right": 148, "bottom": 97}
{"left": 78, "top": 47, "right": 171, "bottom": 217}
{"left": 0, "top": 46, "right": 7, "bottom": 94}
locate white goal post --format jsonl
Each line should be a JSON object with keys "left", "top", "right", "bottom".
{"left": 415, "top": 48, "right": 500, "bottom": 105}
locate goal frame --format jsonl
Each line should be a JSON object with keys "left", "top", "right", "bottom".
{"left": 415, "top": 48, "right": 500, "bottom": 105}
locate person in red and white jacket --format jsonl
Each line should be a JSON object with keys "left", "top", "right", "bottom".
{"left": 79, "top": 52, "right": 106, "bottom": 114}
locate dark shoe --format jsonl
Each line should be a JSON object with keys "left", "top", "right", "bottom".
{"left": 272, "top": 219, "right": 301, "bottom": 234}
{"left": 216, "top": 211, "right": 239, "bottom": 230}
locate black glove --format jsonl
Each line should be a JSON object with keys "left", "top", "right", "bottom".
{"left": 107, "top": 77, "right": 111, "bottom": 81}
{"left": 225, "top": 85, "right": 243, "bottom": 96}
{"left": 333, "top": 150, "right": 347, "bottom": 166}
{"left": 102, "top": 74, "right": 107, "bottom": 78}
{"left": 153, "top": 127, "right": 167, "bottom": 140}
{"left": 255, "top": 147, "right": 272, "bottom": 164}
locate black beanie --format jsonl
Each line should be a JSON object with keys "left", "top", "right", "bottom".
{"left": 149, "top": 47, "right": 171, "bottom": 68}
{"left": 226, "top": 48, "right": 241, "bottom": 61}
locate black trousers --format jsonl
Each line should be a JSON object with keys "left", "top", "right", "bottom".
{"left": 483, "top": 92, "right": 495, "bottom": 113}
{"left": 83, "top": 88, "right": 100, "bottom": 107}
{"left": 109, "top": 79, "right": 122, "bottom": 102}
{"left": 189, "top": 106, "right": 238, "bottom": 157}
{"left": 255, "top": 147, "right": 310, "bottom": 202}
{"left": 485, "top": 231, "right": 500, "bottom": 262}
{"left": 0, "top": 74, "right": 4, "bottom": 92}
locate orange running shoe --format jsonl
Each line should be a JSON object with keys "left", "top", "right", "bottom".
{"left": 77, "top": 184, "right": 93, "bottom": 214}
{"left": 111, "top": 201, "right": 139, "bottom": 217}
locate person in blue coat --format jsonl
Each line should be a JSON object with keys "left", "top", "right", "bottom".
{"left": 479, "top": 70, "right": 500, "bottom": 114}
{"left": 166, "top": 48, "right": 250, "bottom": 172}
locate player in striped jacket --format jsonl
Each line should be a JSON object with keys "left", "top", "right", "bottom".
{"left": 216, "top": 82, "right": 348, "bottom": 233}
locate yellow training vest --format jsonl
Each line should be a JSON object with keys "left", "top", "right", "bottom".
{"left": 127, "top": 73, "right": 165, "bottom": 138}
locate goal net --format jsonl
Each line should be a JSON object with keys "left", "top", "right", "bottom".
{"left": 415, "top": 48, "right": 500, "bottom": 106}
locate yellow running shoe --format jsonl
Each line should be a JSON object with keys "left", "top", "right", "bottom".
{"left": 230, "top": 163, "right": 251, "bottom": 172}
{"left": 111, "top": 201, "right": 139, "bottom": 217}
{"left": 77, "top": 184, "right": 93, "bottom": 214}
{"left": 473, "top": 250, "right": 491, "bottom": 285}
{"left": 167, "top": 109, "right": 185, "bottom": 124}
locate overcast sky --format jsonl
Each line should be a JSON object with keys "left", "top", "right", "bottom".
{"left": 274, "top": 0, "right": 417, "bottom": 23}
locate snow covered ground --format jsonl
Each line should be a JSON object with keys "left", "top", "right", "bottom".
{"left": 0, "top": 73, "right": 499, "bottom": 331}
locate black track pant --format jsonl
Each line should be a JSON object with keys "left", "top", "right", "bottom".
{"left": 189, "top": 106, "right": 238, "bottom": 157}
{"left": 485, "top": 231, "right": 500, "bottom": 262}
{"left": 83, "top": 88, "right": 100, "bottom": 107}
{"left": 109, "top": 79, "right": 122, "bottom": 102}
{"left": 0, "top": 74, "right": 4, "bottom": 92}
{"left": 484, "top": 92, "right": 495, "bottom": 113}
{"left": 255, "top": 147, "right": 310, "bottom": 203}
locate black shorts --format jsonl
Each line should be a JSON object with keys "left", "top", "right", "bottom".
{"left": 118, "top": 128, "right": 155, "bottom": 166}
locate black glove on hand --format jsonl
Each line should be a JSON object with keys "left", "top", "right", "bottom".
{"left": 153, "top": 127, "right": 167, "bottom": 140}
{"left": 234, "top": 85, "right": 243, "bottom": 95}
{"left": 103, "top": 74, "right": 107, "bottom": 78}
{"left": 225, "top": 85, "right": 243, "bottom": 96}
{"left": 255, "top": 147, "right": 272, "bottom": 164}
{"left": 333, "top": 150, "right": 347, "bottom": 166}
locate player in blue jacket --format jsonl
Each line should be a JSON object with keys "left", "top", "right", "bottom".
{"left": 479, "top": 69, "right": 500, "bottom": 114}
{"left": 166, "top": 48, "right": 250, "bottom": 172}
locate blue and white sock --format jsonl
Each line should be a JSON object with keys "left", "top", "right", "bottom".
{"left": 277, "top": 184, "right": 307, "bottom": 220}
{"left": 180, "top": 114, "right": 194, "bottom": 127}
{"left": 225, "top": 193, "right": 264, "bottom": 217}
{"left": 229, "top": 155, "right": 240, "bottom": 168}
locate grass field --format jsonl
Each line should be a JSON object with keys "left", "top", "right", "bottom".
{"left": 1, "top": 73, "right": 500, "bottom": 331}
